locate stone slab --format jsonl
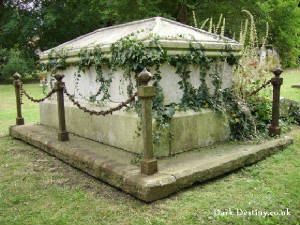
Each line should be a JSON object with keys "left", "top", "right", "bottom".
{"left": 291, "top": 84, "right": 300, "bottom": 89}
{"left": 40, "top": 17, "right": 242, "bottom": 61}
{"left": 9, "top": 124, "right": 293, "bottom": 202}
{"left": 40, "top": 102, "right": 230, "bottom": 157}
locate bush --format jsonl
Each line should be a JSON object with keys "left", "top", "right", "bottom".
{"left": 247, "top": 94, "right": 272, "bottom": 134}
{"left": 256, "top": 0, "right": 300, "bottom": 68}
{"left": 280, "top": 98, "right": 300, "bottom": 125}
{"left": 0, "top": 48, "right": 38, "bottom": 82}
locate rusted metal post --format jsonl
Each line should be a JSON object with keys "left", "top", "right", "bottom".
{"left": 138, "top": 68, "right": 158, "bottom": 175}
{"left": 269, "top": 67, "right": 283, "bottom": 136}
{"left": 13, "top": 72, "right": 24, "bottom": 125}
{"left": 54, "top": 74, "right": 69, "bottom": 141}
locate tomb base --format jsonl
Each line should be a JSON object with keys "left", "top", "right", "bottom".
{"left": 9, "top": 124, "right": 293, "bottom": 202}
{"left": 40, "top": 101, "right": 230, "bottom": 157}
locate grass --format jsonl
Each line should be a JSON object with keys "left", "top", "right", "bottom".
{"left": 0, "top": 70, "right": 299, "bottom": 225}
{"left": 281, "top": 68, "right": 300, "bottom": 103}
{"left": 0, "top": 83, "right": 44, "bottom": 136}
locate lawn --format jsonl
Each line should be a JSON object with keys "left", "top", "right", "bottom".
{"left": 281, "top": 68, "right": 300, "bottom": 103}
{"left": 0, "top": 83, "right": 44, "bottom": 136}
{"left": 0, "top": 70, "right": 299, "bottom": 225}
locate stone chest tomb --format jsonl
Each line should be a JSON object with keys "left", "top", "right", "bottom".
{"left": 39, "top": 17, "right": 242, "bottom": 157}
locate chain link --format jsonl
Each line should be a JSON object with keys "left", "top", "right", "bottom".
{"left": 64, "top": 88, "right": 137, "bottom": 116}
{"left": 19, "top": 82, "right": 137, "bottom": 115}
{"left": 20, "top": 84, "right": 57, "bottom": 103}
{"left": 249, "top": 79, "right": 272, "bottom": 97}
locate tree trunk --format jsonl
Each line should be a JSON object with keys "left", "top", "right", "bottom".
{"left": 176, "top": 3, "right": 187, "bottom": 23}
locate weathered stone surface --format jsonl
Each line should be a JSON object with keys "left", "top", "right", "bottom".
{"left": 40, "top": 17, "right": 241, "bottom": 106}
{"left": 9, "top": 124, "right": 293, "bottom": 202}
{"left": 38, "top": 17, "right": 241, "bottom": 157}
{"left": 44, "top": 62, "right": 234, "bottom": 106}
{"left": 40, "top": 17, "right": 242, "bottom": 61}
{"left": 169, "top": 109, "right": 230, "bottom": 154}
{"left": 40, "top": 102, "right": 230, "bottom": 156}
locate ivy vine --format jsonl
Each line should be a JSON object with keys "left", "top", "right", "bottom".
{"left": 41, "top": 32, "right": 266, "bottom": 144}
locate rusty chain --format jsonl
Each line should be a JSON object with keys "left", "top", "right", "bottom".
{"left": 20, "top": 84, "right": 57, "bottom": 103}
{"left": 19, "top": 81, "right": 137, "bottom": 115}
{"left": 249, "top": 79, "right": 272, "bottom": 97}
{"left": 64, "top": 88, "right": 137, "bottom": 116}
{"left": 18, "top": 84, "right": 24, "bottom": 105}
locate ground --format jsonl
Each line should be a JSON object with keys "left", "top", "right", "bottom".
{"left": 0, "top": 68, "right": 299, "bottom": 225}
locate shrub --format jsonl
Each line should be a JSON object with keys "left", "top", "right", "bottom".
{"left": 256, "top": 0, "right": 300, "bottom": 68}
{"left": 280, "top": 98, "right": 300, "bottom": 125}
{"left": 247, "top": 94, "right": 272, "bottom": 133}
{"left": 0, "top": 48, "right": 37, "bottom": 82}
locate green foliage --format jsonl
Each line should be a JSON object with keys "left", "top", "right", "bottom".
{"left": 256, "top": 0, "right": 300, "bottom": 67}
{"left": 37, "top": 0, "right": 113, "bottom": 51}
{"left": 0, "top": 48, "right": 37, "bottom": 82}
{"left": 76, "top": 46, "right": 112, "bottom": 102}
{"left": 108, "top": 0, "right": 183, "bottom": 23}
{"left": 43, "top": 33, "right": 268, "bottom": 143}
{"left": 44, "top": 49, "right": 68, "bottom": 72}
{"left": 287, "top": 104, "right": 300, "bottom": 125}
{"left": 0, "top": 79, "right": 299, "bottom": 224}
{"left": 0, "top": 48, "right": 9, "bottom": 75}
{"left": 0, "top": 111, "right": 299, "bottom": 225}
{"left": 247, "top": 95, "right": 273, "bottom": 133}
{"left": 194, "top": 0, "right": 300, "bottom": 67}
{"left": 280, "top": 100, "right": 300, "bottom": 125}
{"left": 231, "top": 10, "right": 275, "bottom": 100}
{"left": 1, "top": 0, "right": 299, "bottom": 74}
{"left": 0, "top": 4, "right": 39, "bottom": 52}
{"left": 110, "top": 33, "right": 167, "bottom": 73}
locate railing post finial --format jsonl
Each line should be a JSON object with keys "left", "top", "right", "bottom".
{"left": 138, "top": 67, "right": 153, "bottom": 86}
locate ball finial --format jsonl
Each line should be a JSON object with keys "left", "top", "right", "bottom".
{"left": 272, "top": 67, "right": 283, "bottom": 77}
{"left": 54, "top": 74, "right": 64, "bottom": 81}
{"left": 138, "top": 68, "right": 152, "bottom": 86}
{"left": 13, "top": 72, "right": 21, "bottom": 80}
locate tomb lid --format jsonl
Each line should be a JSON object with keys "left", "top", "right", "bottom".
{"left": 40, "top": 17, "right": 242, "bottom": 62}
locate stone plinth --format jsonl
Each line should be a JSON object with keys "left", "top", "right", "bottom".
{"left": 9, "top": 124, "right": 293, "bottom": 202}
{"left": 40, "top": 101, "right": 230, "bottom": 157}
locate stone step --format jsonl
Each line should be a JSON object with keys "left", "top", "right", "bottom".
{"left": 9, "top": 124, "right": 293, "bottom": 202}
{"left": 291, "top": 84, "right": 300, "bottom": 88}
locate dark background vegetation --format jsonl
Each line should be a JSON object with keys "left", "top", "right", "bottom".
{"left": 0, "top": 0, "right": 299, "bottom": 82}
